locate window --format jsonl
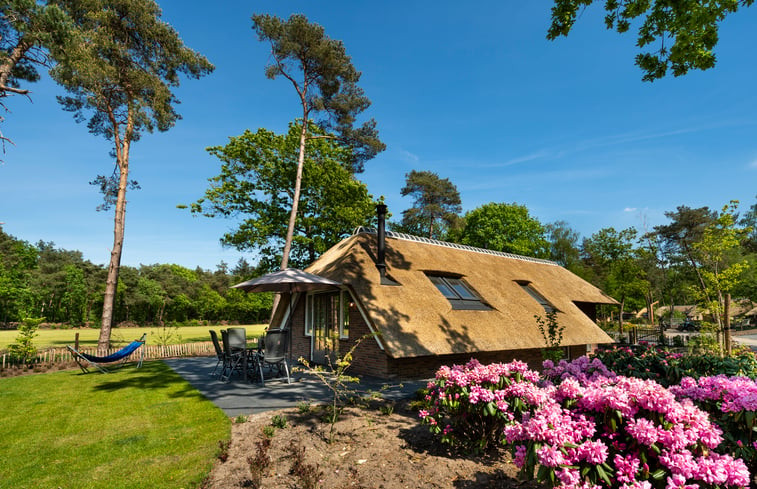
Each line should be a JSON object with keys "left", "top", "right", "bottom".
{"left": 427, "top": 274, "right": 490, "bottom": 310}
{"left": 306, "top": 290, "right": 351, "bottom": 339}
{"left": 517, "top": 281, "right": 556, "bottom": 313}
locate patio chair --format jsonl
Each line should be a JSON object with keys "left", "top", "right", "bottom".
{"left": 209, "top": 330, "right": 225, "bottom": 377}
{"left": 259, "top": 329, "right": 291, "bottom": 385}
{"left": 220, "top": 329, "right": 245, "bottom": 382}
{"left": 227, "top": 327, "right": 247, "bottom": 350}
{"left": 67, "top": 334, "right": 147, "bottom": 373}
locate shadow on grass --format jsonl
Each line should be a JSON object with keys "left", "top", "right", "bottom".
{"left": 90, "top": 361, "right": 207, "bottom": 400}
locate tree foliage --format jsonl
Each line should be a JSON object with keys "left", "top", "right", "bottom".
{"left": 0, "top": 227, "right": 273, "bottom": 327}
{"left": 251, "top": 13, "right": 384, "bottom": 270}
{"left": 0, "top": 0, "right": 73, "bottom": 147}
{"left": 192, "top": 122, "right": 375, "bottom": 271}
{"left": 545, "top": 220, "right": 582, "bottom": 272}
{"left": 582, "top": 227, "right": 648, "bottom": 333}
{"left": 51, "top": 0, "right": 213, "bottom": 349}
{"left": 393, "top": 170, "right": 462, "bottom": 240}
{"left": 456, "top": 202, "right": 549, "bottom": 258}
{"left": 547, "top": 0, "right": 754, "bottom": 81}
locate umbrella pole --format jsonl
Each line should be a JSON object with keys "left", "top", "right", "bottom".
{"left": 288, "top": 286, "right": 293, "bottom": 366}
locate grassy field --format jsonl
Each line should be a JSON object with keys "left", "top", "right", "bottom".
{"left": 0, "top": 361, "right": 229, "bottom": 489}
{"left": 0, "top": 324, "right": 268, "bottom": 350}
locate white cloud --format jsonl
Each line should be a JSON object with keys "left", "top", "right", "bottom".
{"left": 624, "top": 207, "right": 637, "bottom": 212}
{"left": 397, "top": 149, "right": 419, "bottom": 164}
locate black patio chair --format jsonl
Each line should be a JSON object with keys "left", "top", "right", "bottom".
{"left": 259, "top": 329, "right": 291, "bottom": 385}
{"left": 227, "top": 327, "right": 247, "bottom": 350}
{"left": 220, "top": 329, "right": 245, "bottom": 382}
{"left": 209, "top": 330, "right": 225, "bottom": 378}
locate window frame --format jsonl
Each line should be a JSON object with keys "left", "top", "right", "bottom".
{"left": 305, "top": 290, "right": 351, "bottom": 340}
{"left": 426, "top": 274, "right": 491, "bottom": 310}
{"left": 516, "top": 281, "right": 557, "bottom": 313}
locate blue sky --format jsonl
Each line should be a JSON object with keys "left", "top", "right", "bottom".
{"left": 1, "top": 0, "right": 756, "bottom": 270}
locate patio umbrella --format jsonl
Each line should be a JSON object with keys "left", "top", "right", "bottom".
{"left": 231, "top": 268, "right": 342, "bottom": 363}
{"left": 232, "top": 268, "right": 341, "bottom": 293}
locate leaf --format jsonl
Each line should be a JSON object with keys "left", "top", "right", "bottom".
{"left": 595, "top": 464, "right": 612, "bottom": 486}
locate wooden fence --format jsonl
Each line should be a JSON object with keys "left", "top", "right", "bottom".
{"left": 1, "top": 341, "right": 215, "bottom": 370}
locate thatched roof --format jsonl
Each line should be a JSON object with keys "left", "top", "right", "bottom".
{"left": 305, "top": 231, "right": 616, "bottom": 359}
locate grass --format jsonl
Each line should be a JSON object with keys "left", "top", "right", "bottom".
{"left": 0, "top": 361, "right": 230, "bottom": 489}
{"left": 0, "top": 324, "right": 268, "bottom": 350}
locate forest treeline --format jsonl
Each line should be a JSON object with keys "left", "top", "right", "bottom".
{"left": 0, "top": 227, "right": 271, "bottom": 327}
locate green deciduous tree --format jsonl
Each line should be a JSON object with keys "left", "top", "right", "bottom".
{"left": 393, "top": 170, "right": 462, "bottom": 240}
{"left": 456, "top": 202, "right": 549, "bottom": 258}
{"left": 192, "top": 122, "right": 375, "bottom": 271}
{"left": 692, "top": 201, "right": 750, "bottom": 355}
{"left": 582, "top": 227, "right": 647, "bottom": 334}
{"left": 547, "top": 0, "right": 754, "bottom": 81}
{"left": 0, "top": 226, "right": 37, "bottom": 323}
{"left": 51, "top": 0, "right": 213, "bottom": 350}
{"left": 251, "top": 13, "right": 384, "bottom": 270}
{"left": 545, "top": 220, "right": 582, "bottom": 272}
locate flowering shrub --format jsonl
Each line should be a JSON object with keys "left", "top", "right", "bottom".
{"left": 422, "top": 359, "right": 753, "bottom": 488}
{"left": 671, "top": 375, "right": 757, "bottom": 477}
{"left": 592, "top": 344, "right": 757, "bottom": 387}
{"left": 418, "top": 359, "right": 545, "bottom": 453}
{"left": 542, "top": 356, "right": 617, "bottom": 386}
{"left": 592, "top": 344, "right": 684, "bottom": 386}
{"left": 505, "top": 375, "right": 750, "bottom": 489}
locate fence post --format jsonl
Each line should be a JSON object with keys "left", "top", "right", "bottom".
{"left": 75, "top": 333, "right": 79, "bottom": 350}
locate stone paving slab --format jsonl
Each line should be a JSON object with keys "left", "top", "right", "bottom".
{"left": 163, "top": 357, "right": 428, "bottom": 417}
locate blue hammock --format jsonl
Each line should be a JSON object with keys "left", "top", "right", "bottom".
{"left": 68, "top": 334, "right": 147, "bottom": 373}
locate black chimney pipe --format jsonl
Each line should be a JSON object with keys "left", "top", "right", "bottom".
{"left": 376, "top": 203, "right": 387, "bottom": 281}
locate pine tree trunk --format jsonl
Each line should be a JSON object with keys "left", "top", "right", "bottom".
{"left": 98, "top": 142, "right": 130, "bottom": 352}
{"left": 280, "top": 120, "right": 308, "bottom": 271}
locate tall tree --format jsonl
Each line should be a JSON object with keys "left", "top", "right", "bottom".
{"left": 582, "top": 227, "right": 647, "bottom": 334}
{"left": 251, "top": 13, "right": 384, "bottom": 271}
{"left": 456, "top": 202, "right": 550, "bottom": 258}
{"left": 653, "top": 205, "right": 717, "bottom": 304}
{"left": 547, "top": 0, "right": 754, "bottom": 81}
{"left": 692, "top": 201, "right": 750, "bottom": 354}
{"left": 394, "top": 170, "right": 462, "bottom": 240}
{"left": 52, "top": 0, "right": 213, "bottom": 350}
{"left": 545, "top": 220, "right": 582, "bottom": 271}
{"left": 190, "top": 123, "right": 376, "bottom": 271}
{"left": 0, "top": 1, "right": 72, "bottom": 147}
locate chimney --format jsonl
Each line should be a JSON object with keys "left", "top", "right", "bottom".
{"left": 376, "top": 203, "right": 387, "bottom": 281}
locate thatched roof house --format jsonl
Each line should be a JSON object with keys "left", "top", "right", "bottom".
{"left": 274, "top": 225, "right": 616, "bottom": 379}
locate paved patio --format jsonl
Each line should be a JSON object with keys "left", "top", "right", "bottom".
{"left": 163, "top": 356, "right": 428, "bottom": 417}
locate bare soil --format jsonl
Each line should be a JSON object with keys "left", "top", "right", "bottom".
{"left": 204, "top": 400, "right": 544, "bottom": 489}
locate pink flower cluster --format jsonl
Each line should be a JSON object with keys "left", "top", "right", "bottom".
{"left": 542, "top": 356, "right": 617, "bottom": 386}
{"left": 504, "top": 375, "right": 750, "bottom": 489}
{"left": 421, "top": 359, "right": 753, "bottom": 488}
{"left": 419, "top": 359, "right": 545, "bottom": 451}
{"left": 670, "top": 375, "right": 757, "bottom": 413}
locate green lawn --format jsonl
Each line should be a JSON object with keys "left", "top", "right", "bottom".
{"left": 0, "top": 324, "right": 268, "bottom": 350}
{"left": 0, "top": 361, "right": 230, "bottom": 489}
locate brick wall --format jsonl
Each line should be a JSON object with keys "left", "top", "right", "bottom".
{"left": 388, "top": 348, "right": 546, "bottom": 380}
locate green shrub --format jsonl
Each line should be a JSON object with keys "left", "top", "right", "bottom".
{"left": 593, "top": 343, "right": 757, "bottom": 387}
{"left": 7, "top": 317, "right": 43, "bottom": 365}
{"left": 270, "top": 414, "right": 288, "bottom": 429}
